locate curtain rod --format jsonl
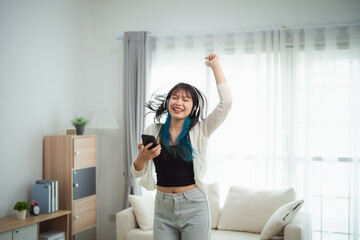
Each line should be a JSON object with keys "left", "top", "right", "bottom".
{"left": 115, "top": 22, "right": 360, "bottom": 40}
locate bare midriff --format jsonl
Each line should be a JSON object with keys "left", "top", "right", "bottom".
{"left": 157, "top": 184, "right": 197, "bottom": 193}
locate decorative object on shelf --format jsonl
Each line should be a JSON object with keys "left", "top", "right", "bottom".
{"left": 39, "top": 230, "right": 65, "bottom": 240}
{"left": 60, "top": 128, "right": 77, "bottom": 136}
{"left": 71, "top": 116, "right": 89, "bottom": 135}
{"left": 29, "top": 201, "right": 40, "bottom": 216}
{"left": 13, "top": 201, "right": 30, "bottom": 219}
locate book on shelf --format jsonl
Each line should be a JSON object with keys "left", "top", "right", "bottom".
{"left": 33, "top": 183, "right": 52, "bottom": 214}
{"left": 35, "top": 179, "right": 59, "bottom": 212}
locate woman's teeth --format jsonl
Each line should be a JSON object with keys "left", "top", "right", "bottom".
{"left": 173, "top": 107, "right": 183, "bottom": 112}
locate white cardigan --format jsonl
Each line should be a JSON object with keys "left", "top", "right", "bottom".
{"left": 131, "top": 82, "right": 232, "bottom": 194}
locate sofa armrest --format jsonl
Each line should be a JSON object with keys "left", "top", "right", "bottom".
{"left": 116, "top": 207, "right": 139, "bottom": 240}
{"left": 284, "top": 212, "right": 312, "bottom": 240}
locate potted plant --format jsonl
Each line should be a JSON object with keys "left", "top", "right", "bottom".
{"left": 71, "top": 116, "right": 89, "bottom": 135}
{"left": 13, "top": 201, "right": 30, "bottom": 219}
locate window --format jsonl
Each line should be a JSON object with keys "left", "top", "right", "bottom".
{"left": 148, "top": 27, "right": 360, "bottom": 239}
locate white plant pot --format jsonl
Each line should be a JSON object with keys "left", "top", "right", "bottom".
{"left": 16, "top": 210, "right": 27, "bottom": 220}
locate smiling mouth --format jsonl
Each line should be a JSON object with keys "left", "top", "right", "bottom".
{"left": 173, "top": 107, "right": 184, "bottom": 113}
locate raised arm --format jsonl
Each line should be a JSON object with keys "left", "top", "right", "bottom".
{"left": 201, "top": 54, "right": 232, "bottom": 138}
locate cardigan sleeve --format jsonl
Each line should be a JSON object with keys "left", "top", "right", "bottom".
{"left": 131, "top": 161, "right": 146, "bottom": 178}
{"left": 130, "top": 124, "right": 153, "bottom": 178}
{"left": 200, "top": 82, "right": 232, "bottom": 138}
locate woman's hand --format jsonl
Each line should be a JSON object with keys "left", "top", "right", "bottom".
{"left": 205, "top": 53, "right": 227, "bottom": 84}
{"left": 205, "top": 53, "right": 220, "bottom": 68}
{"left": 133, "top": 142, "right": 161, "bottom": 171}
{"left": 136, "top": 142, "right": 161, "bottom": 162}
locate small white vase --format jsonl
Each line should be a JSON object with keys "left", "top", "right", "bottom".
{"left": 16, "top": 210, "right": 27, "bottom": 220}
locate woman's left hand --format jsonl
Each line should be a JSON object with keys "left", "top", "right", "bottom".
{"left": 205, "top": 53, "right": 220, "bottom": 68}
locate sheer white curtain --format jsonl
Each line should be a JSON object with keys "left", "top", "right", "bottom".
{"left": 148, "top": 25, "right": 360, "bottom": 240}
{"left": 290, "top": 26, "right": 360, "bottom": 240}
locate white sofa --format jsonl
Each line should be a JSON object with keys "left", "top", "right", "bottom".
{"left": 116, "top": 185, "right": 312, "bottom": 240}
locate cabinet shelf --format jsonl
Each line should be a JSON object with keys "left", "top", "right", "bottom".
{"left": 0, "top": 210, "right": 71, "bottom": 240}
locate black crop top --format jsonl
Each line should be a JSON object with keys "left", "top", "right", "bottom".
{"left": 153, "top": 145, "right": 195, "bottom": 187}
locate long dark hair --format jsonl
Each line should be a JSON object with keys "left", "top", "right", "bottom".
{"left": 145, "top": 83, "right": 207, "bottom": 162}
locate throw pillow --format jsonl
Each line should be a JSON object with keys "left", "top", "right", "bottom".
{"left": 260, "top": 199, "right": 304, "bottom": 240}
{"left": 128, "top": 194, "right": 154, "bottom": 231}
{"left": 207, "top": 183, "right": 221, "bottom": 229}
{"left": 217, "top": 187, "right": 296, "bottom": 233}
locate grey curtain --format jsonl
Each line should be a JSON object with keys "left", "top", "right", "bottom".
{"left": 123, "top": 31, "right": 149, "bottom": 208}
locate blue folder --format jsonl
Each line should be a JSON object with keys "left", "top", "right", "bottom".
{"left": 33, "top": 183, "right": 52, "bottom": 214}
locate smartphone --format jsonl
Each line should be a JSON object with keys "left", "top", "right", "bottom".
{"left": 141, "top": 134, "right": 158, "bottom": 150}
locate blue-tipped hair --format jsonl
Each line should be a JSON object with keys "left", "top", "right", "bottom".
{"left": 159, "top": 114, "right": 195, "bottom": 162}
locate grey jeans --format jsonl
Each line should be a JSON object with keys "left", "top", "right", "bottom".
{"left": 154, "top": 188, "right": 211, "bottom": 240}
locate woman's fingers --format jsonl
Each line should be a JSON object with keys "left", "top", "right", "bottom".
{"left": 205, "top": 53, "right": 218, "bottom": 66}
{"left": 205, "top": 53, "right": 216, "bottom": 60}
{"left": 144, "top": 142, "right": 153, "bottom": 149}
{"left": 141, "top": 144, "right": 161, "bottom": 158}
{"left": 151, "top": 145, "right": 162, "bottom": 157}
{"left": 136, "top": 142, "right": 161, "bottom": 162}
{"left": 137, "top": 143, "right": 143, "bottom": 150}
{"left": 152, "top": 144, "right": 161, "bottom": 152}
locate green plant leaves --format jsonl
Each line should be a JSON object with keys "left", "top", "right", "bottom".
{"left": 71, "top": 116, "right": 89, "bottom": 127}
{"left": 13, "top": 201, "right": 30, "bottom": 211}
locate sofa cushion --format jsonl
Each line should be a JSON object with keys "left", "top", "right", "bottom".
{"left": 126, "top": 229, "right": 153, "bottom": 240}
{"left": 217, "top": 187, "right": 296, "bottom": 233}
{"left": 212, "top": 230, "right": 263, "bottom": 240}
{"left": 128, "top": 194, "right": 154, "bottom": 231}
{"left": 208, "top": 183, "right": 221, "bottom": 229}
{"left": 125, "top": 229, "right": 285, "bottom": 240}
{"left": 260, "top": 199, "right": 304, "bottom": 240}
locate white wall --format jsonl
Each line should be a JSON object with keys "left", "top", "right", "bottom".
{"left": 0, "top": 1, "right": 124, "bottom": 239}
{"left": 0, "top": 0, "right": 359, "bottom": 239}
{"left": 0, "top": 0, "right": 95, "bottom": 219}
{"left": 102, "top": 0, "right": 360, "bottom": 33}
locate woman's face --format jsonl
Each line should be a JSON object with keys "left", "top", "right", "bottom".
{"left": 168, "top": 89, "right": 194, "bottom": 120}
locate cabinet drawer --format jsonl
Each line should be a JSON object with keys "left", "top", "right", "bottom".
{"left": 13, "top": 224, "right": 37, "bottom": 240}
{"left": 0, "top": 231, "right": 12, "bottom": 240}
{"left": 73, "top": 227, "right": 96, "bottom": 240}
{"left": 73, "top": 196, "right": 96, "bottom": 234}
{"left": 73, "top": 167, "right": 96, "bottom": 200}
{"left": 73, "top": 137, "right": 96, "bottom": 169}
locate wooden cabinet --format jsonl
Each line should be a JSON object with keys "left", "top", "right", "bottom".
{"left": 0, "top": 211, "right": 70, "bottom": 240}
{"left": 44, "top": 135, "right": 97, "bottom": 240}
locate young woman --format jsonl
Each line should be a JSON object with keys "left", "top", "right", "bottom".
{"left": 131, "top": 53, "right": 232, "bottom": 240}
